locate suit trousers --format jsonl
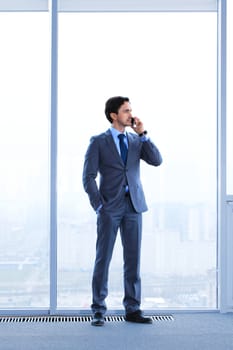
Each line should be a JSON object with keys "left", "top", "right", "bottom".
{"left": 91, "top": 193, "right": 142, "bottom": 314}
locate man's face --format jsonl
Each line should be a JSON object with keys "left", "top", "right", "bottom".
{"left": 114, "top": 102, "right": 133, "bottom": 127}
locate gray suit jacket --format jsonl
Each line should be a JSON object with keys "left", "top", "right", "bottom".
{"left": 83, "top": 129, "right": 162, "bottom": 213}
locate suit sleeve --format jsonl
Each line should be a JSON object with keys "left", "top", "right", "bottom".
{"left": 82, "top": 137, "right": 102, "bottom": 211}
{"left": 140, "top": 138, "right": 163, "bottom": 166}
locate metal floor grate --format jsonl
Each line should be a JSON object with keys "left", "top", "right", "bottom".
{"left": 0, "top": 315, "right": 174, "bottom": 323}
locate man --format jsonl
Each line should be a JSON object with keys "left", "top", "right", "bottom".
{"left": 82, "top": 96, "right": 162, "bottom": 326}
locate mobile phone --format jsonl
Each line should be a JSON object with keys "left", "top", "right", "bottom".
{"left": 131, "top": 117, "right": 135, "bottom": 127}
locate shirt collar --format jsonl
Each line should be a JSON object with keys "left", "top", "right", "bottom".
{"left": 110, "top": 126, "right": 127, "bottom": 138}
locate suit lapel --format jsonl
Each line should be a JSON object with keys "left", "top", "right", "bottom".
{"left": 105, "top": 129, "right": 123, "bottom": 164}
{"left": 126, "top": 132, "right": 135, "bottom": 161}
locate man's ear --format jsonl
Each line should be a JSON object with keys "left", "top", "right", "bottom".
{"left": 110, "top": 112, "right": 117, "bottom": 121}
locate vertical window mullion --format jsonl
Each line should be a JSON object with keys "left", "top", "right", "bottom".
{"left": 217, "top": 0, "right": 227, "bottom": 312}
{"left": 50, "top": 0, "right": 58, "bottom": 315}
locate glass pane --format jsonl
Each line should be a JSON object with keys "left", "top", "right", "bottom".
{"left": 0, "top": 13, "right": 50, "bottom": 307}
{"left": 227, "top": 0, "right": 233, "bottom": 194}
{"left": 57, "top": 12, "right": 217, "bottom": 309}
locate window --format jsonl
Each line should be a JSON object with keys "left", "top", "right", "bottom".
{"left": 0, "top": 13, "right": 50, "bottom": 307}
{"left": 0, "top": 0, "right": 225, "bottom": 313}
{"left": 57, "top": 12, "right": 217, "bottom": 309}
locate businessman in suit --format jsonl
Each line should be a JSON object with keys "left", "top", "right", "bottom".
{"left": 82, "top": 96, "right": 162, "bottom": 326}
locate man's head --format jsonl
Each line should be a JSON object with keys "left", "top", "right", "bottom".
{"left": 105, "top": 96, "right": 130, "bottom": 123}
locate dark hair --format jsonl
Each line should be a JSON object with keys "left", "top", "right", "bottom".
{"left": 105, "top": 96, "right": 130, "bottom": 123}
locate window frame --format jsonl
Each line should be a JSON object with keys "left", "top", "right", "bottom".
{"left": 0, "top": 0, "right": 229, "bottom": 315}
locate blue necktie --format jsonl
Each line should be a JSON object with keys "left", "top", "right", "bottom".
{"left": 118, "top": 134, "right": 128, "bottom": 165}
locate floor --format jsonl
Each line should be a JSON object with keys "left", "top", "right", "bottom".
{"left": 0, "top": 312, "right": 233, "bottom": 350}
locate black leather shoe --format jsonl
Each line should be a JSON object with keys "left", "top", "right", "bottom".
{"left": 125, "top": 310, "right": 153, "bottom": 324}
{"left": 91, "top": 312, "right": 105, "bottom": 326}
